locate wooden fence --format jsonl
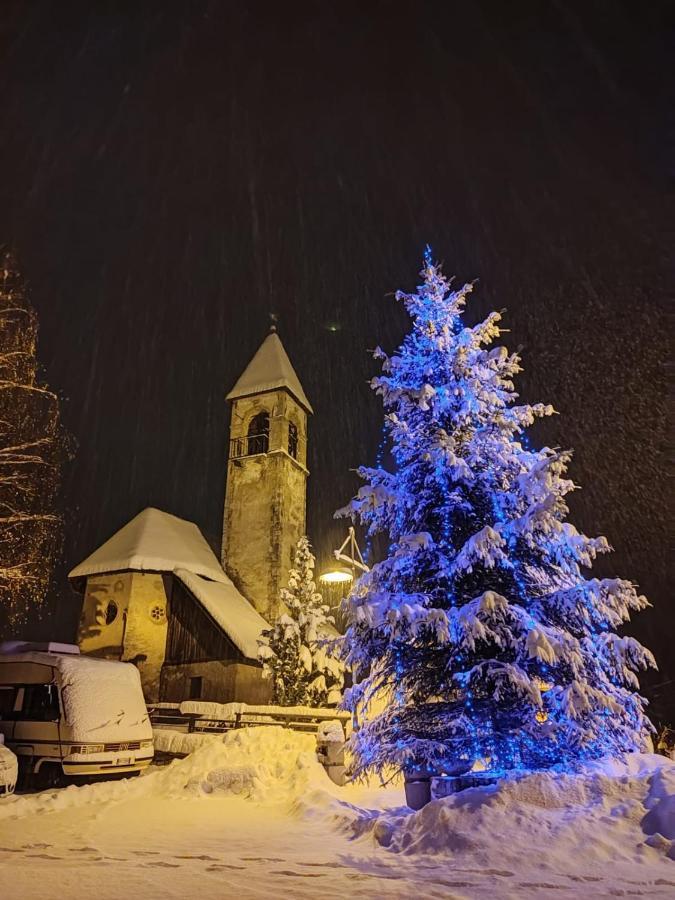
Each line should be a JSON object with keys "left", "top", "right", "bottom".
{"left": 148, "top": 703, "right": 352, "bottom": 738}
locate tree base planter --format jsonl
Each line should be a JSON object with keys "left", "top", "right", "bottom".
{"left": 405, "top": 769, "right": 500, "bottom": 809}
{"left": 404, "top": 775, "right": 432, "bottom": 810}
{"left": 432, "top": 772, "right": 499, "bottom": 800}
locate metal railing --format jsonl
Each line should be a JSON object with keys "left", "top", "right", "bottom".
{"left": 229, "top": 433, "right": 269, "bottom": 459}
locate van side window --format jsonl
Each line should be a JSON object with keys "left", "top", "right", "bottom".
{"left": 19, "top": 684, "right": 60, "bottom": 722}
{"left": 0, "top": 686, "right": 16, "bottom": 718}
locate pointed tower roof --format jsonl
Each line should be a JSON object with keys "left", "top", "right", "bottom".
{"left": 226, "top": 330, "right": 313, "bottom": 413}
{"left": 68, "top": 507, "right": 229, "bottom": 584}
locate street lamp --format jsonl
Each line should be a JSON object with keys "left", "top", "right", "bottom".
{"left": 318, "top": 566, "right": 354, "bottom": 585}
{"left": 318, "top": 527, "right": 369, "bottom": 631}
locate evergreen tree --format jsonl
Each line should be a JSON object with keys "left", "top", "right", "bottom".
{"left": 339, "top": 248, "right": 656, "bottom": 779}
{"left": 0, "top": 251, "right": 64, "bottom": 633}
{"left": 258, "top": 536, "right": 344, "bottom": 707}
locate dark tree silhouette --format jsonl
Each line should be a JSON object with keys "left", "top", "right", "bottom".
{"left": 0, "top": 250, "right": 64, "bottom": 634}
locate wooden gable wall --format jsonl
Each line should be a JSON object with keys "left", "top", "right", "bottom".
{"left": 165, "top": 575, "right": 247, "bottom": 666}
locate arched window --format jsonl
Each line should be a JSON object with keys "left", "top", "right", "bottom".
{"left": 247, "top": 411, "right": 269, "bottom": 455}
{"left": 288, "top": 421, "right": 299, "bottom": 459}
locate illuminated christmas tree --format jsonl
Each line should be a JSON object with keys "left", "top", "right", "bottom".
{"left": 0, "top": 251, "right": 64, "bottom": 633}
{"left": 340, "top": 249, "right": 656, "bottom": 779}
{"left": 258, "top": 536, "right": 344, "bottom": 706}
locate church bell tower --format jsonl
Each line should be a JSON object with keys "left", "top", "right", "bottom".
{"left": 221, "top": 327, "right": 312, "bottom": 622}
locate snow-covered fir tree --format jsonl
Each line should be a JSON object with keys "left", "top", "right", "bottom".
{"left": 0, "top": 251, "right": 65, "bottom": 634}
{"left": 339, "top": 248, "right": 656, "bottom": 779}
{"left": 258, "top": 536, "right": 344, "bottom": 707}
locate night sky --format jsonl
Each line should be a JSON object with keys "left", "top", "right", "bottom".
{"left": 0, "top": 3, "right": 671, "bottom": 716}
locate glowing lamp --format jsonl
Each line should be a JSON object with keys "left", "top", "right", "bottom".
{"left": 319, "top": 567, "right": 354, "bottom": 584}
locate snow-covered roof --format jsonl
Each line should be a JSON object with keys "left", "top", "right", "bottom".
{"left": 226, "top": 331, "right": 313, "bottom": 413}
{"left": 175, "top": 568, "right": 268, "bottom": 660}
{"left": 69, "top": 507, "right": 228, "bottom": 584}
{"left": 69, "top": 508, "right": 269, "bottom": 661}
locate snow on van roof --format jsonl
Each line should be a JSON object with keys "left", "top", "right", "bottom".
{"left": 0, "top": 649, "right": 128, "bottom": 672}
{"left": 0, "top": 641, "right": 79, "bottom": 655}
{"left": 58, "top": 655, "right": 152, "bottom": 742}
{"left": 68, "top": 507, "right": 228, "bottom": 584}
{"left": 175, "top": 568, "right": 267, "bottom": 660}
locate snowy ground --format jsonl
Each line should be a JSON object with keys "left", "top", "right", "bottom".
{"left": 0, "top": 728, "right": 673, "bottom": 900}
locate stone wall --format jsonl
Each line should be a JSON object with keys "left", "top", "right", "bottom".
{"left": 123, "top": 573, "right": 169, "bottom": 702}
{"left": 77, "top": 571, "right": 168, "bottom": 703}
{"left": 222, "top": 389, "right": 308, "bottom": 622}
{"left": 78, "top": 572, "right": 132, "bottom": 657}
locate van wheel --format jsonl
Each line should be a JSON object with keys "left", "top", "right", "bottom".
{"left": 34, "top": 763, "right": 64, "bottom": 791}
{"left": 17, "top": 756, "right": 35, "bottom": 792}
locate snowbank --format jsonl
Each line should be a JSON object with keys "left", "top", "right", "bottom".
{"left": 2, "top": 722, "right": 673, "bottom": 888}
{"left": 152, "top": 728, "right": 218, "bottom": 756}
{"left": 363, "top": 753, "right": 675, "bottom": 868}
{"left": 146, "top": 730, "right": 675, "bottom": 874}
{"left": 162, "top": 727, "right": 323, "bottom": 801}
{"left": 0, "top": 727, "right": 327, "bottom": 819}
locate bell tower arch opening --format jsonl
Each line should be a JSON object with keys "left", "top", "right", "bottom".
{"left": 247, "top": 410, "right": 270, "bottom": 456}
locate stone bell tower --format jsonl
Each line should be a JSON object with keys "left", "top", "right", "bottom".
{"left": 221, "top": 327, "right": 312, "bottom": 622}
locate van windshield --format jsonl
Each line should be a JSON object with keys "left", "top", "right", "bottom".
{"left": 21, "top": 684, "right": 60, "bottom": 721}
{"left": 59, "top": 656, "right": 151, "bottom": 743}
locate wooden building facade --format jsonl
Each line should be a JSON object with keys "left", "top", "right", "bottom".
{"left": 160, "top": 573, "right": 271, "bottom": 705}
{"left": 72, "top": 508, "right": 271, "bottom": 705}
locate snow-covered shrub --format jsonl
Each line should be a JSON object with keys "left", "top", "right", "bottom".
{"left": 258, "top": 537, "right": 344, "bottom": 707}
{"left": 339, "top": 248, "right": 656, "bottom": 780}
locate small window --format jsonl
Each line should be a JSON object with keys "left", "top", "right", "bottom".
{"left": 288, "top": 421, "right": 299, "bottom": 459}
{"left": 0, "top": 686, "right": 16, "bottom": 719}
{"left": 149, "top": 603, "right": 166, "bottom": 624}
{"left": 105, "top": 600, "right": 118, "bottom": 625}
{"left": 247, "top": 412, "right": 269, "bottom": 455}
{"left": 19, "top": 684, "right": 60, "bottom": 722}
{"left": 189, "top": 676, "right": 203, "bottom": 700}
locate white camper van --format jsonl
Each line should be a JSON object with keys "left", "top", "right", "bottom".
{"left": 0, "top": 642, "right": 154, "bottom": 786}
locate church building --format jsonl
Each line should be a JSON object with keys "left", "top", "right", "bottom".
{"left": 70, "top": 328, "right": 312, "bottom": 704}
